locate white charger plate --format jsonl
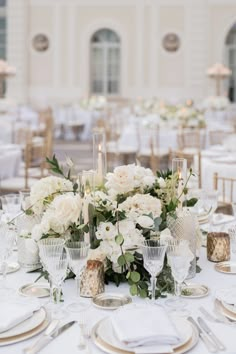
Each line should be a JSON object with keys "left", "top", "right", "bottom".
{"left": 0, "top": 307, "right": 46, "bottom": 339}
{"left": 92, "top": 316, "right": 199, "bottom": 354}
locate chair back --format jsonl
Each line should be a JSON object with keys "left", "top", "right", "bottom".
{"left": 213, "top": 172, "right": 236, "bottom": 203}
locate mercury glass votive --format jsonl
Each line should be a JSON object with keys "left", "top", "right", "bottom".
{"left": 207, "top": 232, "right": 230, "bottom": 262}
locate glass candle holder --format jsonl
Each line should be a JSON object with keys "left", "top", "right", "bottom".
{"left": 172, "top": 158, "right": 187, "bottom": 208}
{"left": 93, "top": 130, "right": 107, "bottom": 186}
{"left": 207, "top": 232, "right": 230, "bottom": 262}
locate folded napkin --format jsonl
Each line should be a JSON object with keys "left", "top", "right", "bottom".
{"left": 212, "top": 214, "right": 235, "bottom": 226}
{"left": 0, "top": 299, "right": 40, "bottom": 333}
{"left": 111, "top": 305, "right": 180, "bottom": 353}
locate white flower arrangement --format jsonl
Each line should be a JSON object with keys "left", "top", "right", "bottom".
{"left": 203, "top": 96, "right": 230, "bottom": 111}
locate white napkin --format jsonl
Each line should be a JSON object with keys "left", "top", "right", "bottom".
{"left": 212, "top": 214, "right": 235, "bottom": 226}
{"left": 0, "top": 299, "right": 40, "bottom": 333}
{"left": 111, "top": 305, "right": 180, "bottom": 353}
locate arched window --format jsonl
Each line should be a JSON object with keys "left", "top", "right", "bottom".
{"left": 90, "top": 28, "right": 120, "bottom": 95}
{"left": 226, "top": 24, "right": 236, "bottom": 101}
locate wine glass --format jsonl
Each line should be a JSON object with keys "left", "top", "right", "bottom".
{"left": 65, "top": 241, "right": 90, "bottom": 312}
{"left": 141, "top": 240, "right": 166, "bottom": 302}
{"left": 228, "top": 226, "right": 236, "bottom": 258}
{"left": 166, "top": 240, "right": 193, "bottom": 312}
{"left": 0, "top": 193, "right": 21, "bottom": 221}
{"left": 19, "top": 189, "right": 31, "bottom": 212}
{"left": 46, "top": 252, "right": 68, "bottom": 319}
{"left": 38, "top": 238, "right": 65, "bottom": 308}
{"left": 0, "top": 223, "right": 17, "bottom": 298}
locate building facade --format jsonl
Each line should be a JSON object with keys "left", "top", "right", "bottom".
{"left": 5, "top": 0, "right": 236, "bottom": 103}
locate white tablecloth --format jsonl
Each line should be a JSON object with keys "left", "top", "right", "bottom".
{"left": 3, "top": 242, "right": 236, "bottom": 354}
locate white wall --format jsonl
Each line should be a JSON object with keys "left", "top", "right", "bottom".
{"left": 6, "top": 0, "right": 236, "bottom": 103}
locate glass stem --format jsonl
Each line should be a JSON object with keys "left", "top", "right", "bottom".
{"left": 55, "top": 284, "right": 61, "bottom": 306}
{"left": 76, "top": 271, "right": 81, "bottom": 298}
{"left": 49, "top": 277, "right": 55, "bottom": 304}
{"left": 1, "top": 261, "right": 7, "bottom": 288}
{"left": 151, "top": 275, "right": 156, "bottom": 301}
{"left": 175, "top": 281, "right": 182, "bottom": 299}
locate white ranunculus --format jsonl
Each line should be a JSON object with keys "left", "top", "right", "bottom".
{"left": 137, "top": 215, "right": 154, "bottom": 229}
{"left": 105, "top": 165, "right": 136, "bottom": 194}
{"left": 96, "top": 222, "right": 117, "bottom": 240}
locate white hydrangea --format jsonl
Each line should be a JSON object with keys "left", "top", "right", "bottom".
{"left": 30, "top": 176, "right": 73, "bottom": 215}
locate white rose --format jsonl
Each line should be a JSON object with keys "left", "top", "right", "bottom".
{"left": 137, "top": 215, "right": 154, "bottom": 229}
{"left": 105, "top": 165, "right": 135, "bottom": 194}
{"left": 52, "top": 193, "right": 82, "bottom": 225}
{"left": 158, "top": 177, "right": 166, "bottom": 188}
{"left": 143, "top": 175, "right": 156, "bottom": 188}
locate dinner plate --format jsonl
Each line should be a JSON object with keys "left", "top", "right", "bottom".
{"left": 92, "top": 293, "right": 132, "bottom": 310}
{"left": 91, "top": 316, "right": 199, "bottom": 354}
{"left": 215, "top": 261, "right": 236, "bottom": 274}
{"left": 215, "top": 299, "right": 236, "bottom": 322}
{"left": 0, "top": 307, "right": 46, "bottom": 339}
{"left": 222, "top": 301, "right": 236, "bottom": 315}
{"left": 0, "top": 262, "right": 20, "bottom": 274}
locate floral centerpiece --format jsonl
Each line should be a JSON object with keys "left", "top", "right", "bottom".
{"left": 18, "top": 156, "right": 199, "bottom": 299}
{"left": 203, "top": 96, "right": 230, "bottom": 111}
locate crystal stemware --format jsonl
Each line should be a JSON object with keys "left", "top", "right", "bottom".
{"left": 166, "top": 240, "right": 193, "bottom": 312}
{"left": 228, "top": 226, "right": 236, "bottom": 257}
{"left": 65, "top": 241, "right": 90, "bottom": 312}
{"left": 0, "top": 193, "right": 21, "bottom": 221}
{"left": 46, "top": 252, "right": 68, "bottom": 319}
{"left": 38, "top": 238, "right": 65, "bottom": 308}
{"left": 0, "top": 223, "right": 17, "bottom": 298}
{"left": 141, "top": 239, "right": 166, "bottom": 302}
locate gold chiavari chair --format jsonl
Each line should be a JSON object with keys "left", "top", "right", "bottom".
{"left": 213, "top": 172, "right": 236, "bottom": 215}
{"left": 177, "top": 128, "right": 206, "bottom": 151}
{"left": 209, "top": 130, "right": 233, "bottom": 146}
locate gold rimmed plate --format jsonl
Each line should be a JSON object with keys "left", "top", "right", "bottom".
{"left": 92, "top": 293, "right": 132, "bottom": 310}
{"left": 91, "top": 316, "right": 199, "bottom": 354}
{"left": 215, "top": 299, "right": 236, "bottom": 322}
{"left": 181, "top": 283, "right": 209, "bottom": 298}
{"left": 0, "top": 307, "right": 49, "bottom": 346}
{"left": 19, "top": 283, "right": 50, "bottom": 298}
{"left": 215, "top": 261, "right": 236, "bottom": 274}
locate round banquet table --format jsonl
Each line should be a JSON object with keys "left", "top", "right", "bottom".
{"left": 3, "top": 244, "right": 236, "bottom": 354}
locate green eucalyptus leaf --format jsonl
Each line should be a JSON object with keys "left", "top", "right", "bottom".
{"left": 130, "top": 271, "right": 140, "bottom": 283}
{"left": 115, "top": 234, "right": 124, "bottom": 246}
{"left": 117, "top": 255, "right": 126, "bottom": 267}
{"left": 124, "top": 252, "right": 134, "bottom": 263}
{"left": 139, "top": 288, "right": 148, "bottom": 298}
{"left": 130, "top": 284, "right": 138, "bottom": 296}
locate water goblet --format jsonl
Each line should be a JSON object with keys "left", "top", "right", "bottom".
{"left": 141, "top": 239, "right": 166, "bottom": 302}
{"left": 65, "top": 241, "right": 90, "bottom": 312}
{"left": 166, "top": 240, "right": 193, "bottom": 313}
{"left": 38, "top": 238, "right": 65, "bottom": 306}
{"left": 19, "top": 189, "right": 31, "bottom": 212}
{"left": 0, "top": 193, "right": 21, "bottom": 221}
{"left": 46, "top": 252, "right": 68, "bottom": 319}
{"left": 0, "top": 223, "right": 17, "bottom": 298}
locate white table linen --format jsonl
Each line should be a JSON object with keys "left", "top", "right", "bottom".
{"left": 3, "top": 241, "right": 236, "bottom": 354}
{"left": 0, "top": 299, "right": 40, "bottom": 333}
